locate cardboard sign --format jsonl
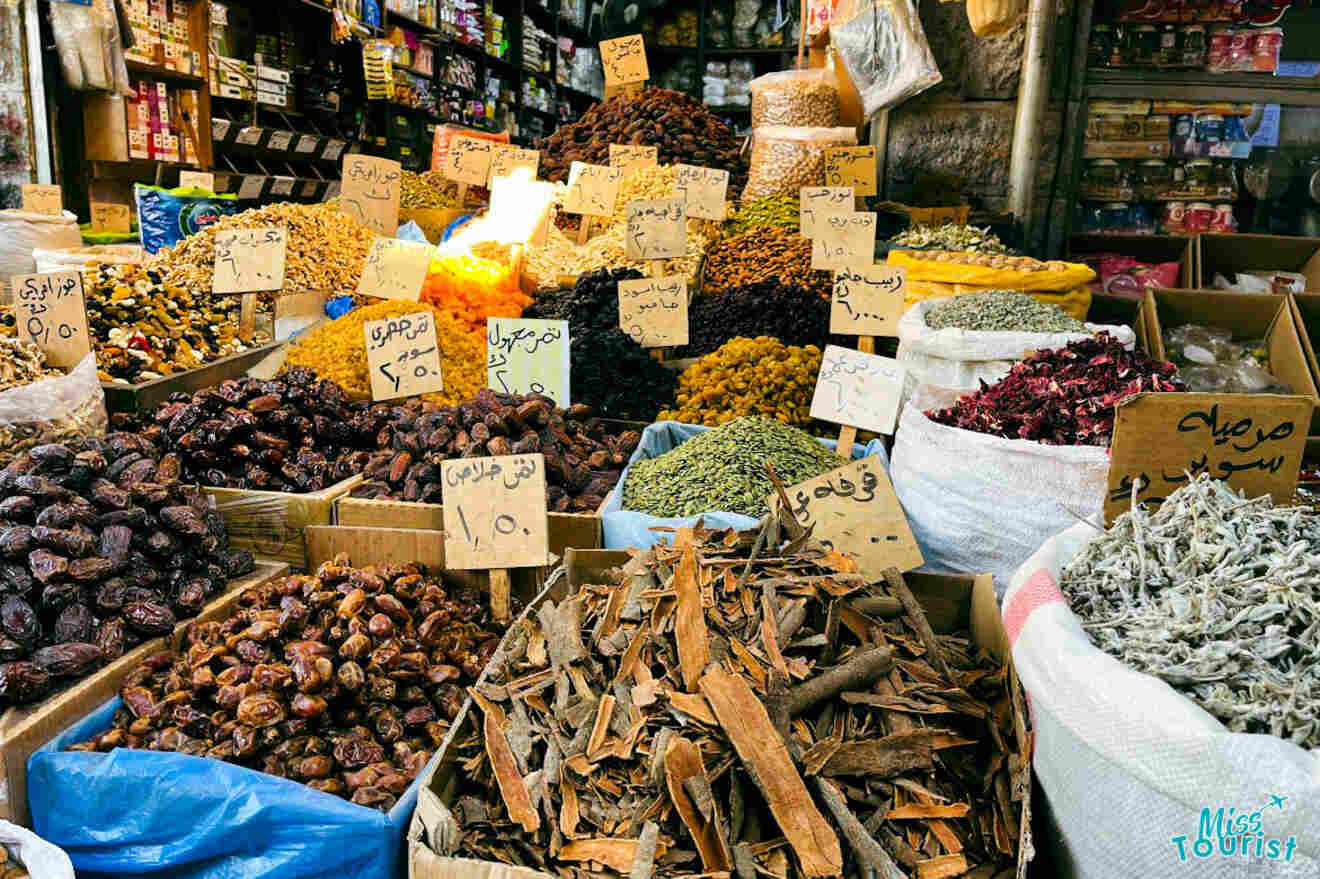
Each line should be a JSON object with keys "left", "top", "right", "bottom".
{"left": 830, "top": 266, "right": 906, "bottom": 336}
{"left": 178, "top": 170, "right": 215, "bottom": 190}
{"left": 811, "top": 212, "right": 876, "bottom": 270}
{"left": 489, "top": 146, "right": 540, "bottom": 185}
{"left": 603, "top": 81, "right": 645, "bottom": 100}
{"left": 809, "top": 344, "right": 906, "bottom": 435}
{"left": 609, "top": 144, "right": 658, "bottom": 172}
{"left": 824, "top": 146, "right": 878, "bottom": 197}
{"left": 1105, "top": 392, "right": 1310, "bottom": 524}
{"left": 212, "top": 227, "right": 287, "bottom": 294}
{"left": 356, "top": 237, "right": 434, "bottom": 302}
{"left": 442, "top": 134, "right": 494, "bottom": 187}
{"left": 21, "top": 184, "right": 62, "bottom": 216}
{"left": 364, "top": 310, "right": 445, "bottom": 401}
{"left": 11, "top": 271, "right": 92, "bottom": 368}
{"left": 800, "top": 186, "right": 854, "bottom": 238}
{"left": 774, "top": 456, "right": 923, "bottom": 576}
{"left": 487, "top": 317, "right": 570, "bottom": 407}
{"left": 440, "top": 454, "right": 550, "bottom": 570}
{"left": 600, "top": 34, "right": 649, "bottom": 85}
{"left": 618, "top": 275, "right": 688, "bottom": 347}
{"left": 341, "top": 155, "right": 402, "bottom": 236}
{"left": 90, "top": 202, "right": 131, "bottom": 234}
{"left": 625, "top": 198, "right": 686, "bottom": 260}
{"left": 563, "top": 162, "right": 622, "bottom": 217}
{"left": 674, "top": 164, "right": 729, "bottom": 221}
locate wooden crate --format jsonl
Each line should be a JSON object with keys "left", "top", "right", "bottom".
{"left": 100, "top": 340, "right": 285, "bottom": 414}
{"left": 206, "top": 473, "right": 364, "bottom": 568}
{"left": 0, "top": 560, "right": 289, "bottom": 827}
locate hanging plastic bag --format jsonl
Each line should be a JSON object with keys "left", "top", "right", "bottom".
{"left": 47, "top": 0, "right": 131, "bottom": 95}
{"left": 744, "top": 125, "right": 857, "bottom": 200}
{"left": 829, "top": 0, "right": 942, "bottom": 118}
{"left": 0, "top": 353, "right": 108, "bottom": 468}
{"left": 749, "top": 69, "right": 841, "bottom": 127}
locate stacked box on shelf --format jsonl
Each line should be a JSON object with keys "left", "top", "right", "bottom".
{"left": 124, "top": 78, "right": 195, "bottom": 162}
{"left": 123, "top": 0, "right": 200, "bottom": 72}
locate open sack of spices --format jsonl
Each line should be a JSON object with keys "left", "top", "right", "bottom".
{"left": 886, "top": 250, "right": 1095, "bottom": 321}
{"left": 410, "top": 515, "right": 1030, "bottom": 879}
{"left": 1004, "top": 474, "right": 1320, "bottom": 878}
{"left": 890, "top": 334, "right": 1184, "bottom": 592}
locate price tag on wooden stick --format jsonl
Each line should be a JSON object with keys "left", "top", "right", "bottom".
{"left": 21, "top": 184, "right": 62, "bottom": 216}
{"left": 212, "top": 227, "right": 287, "bottom": 294}
{"left": 364, "top": 310, "right": 445, "bottom": 401}
{"left": 618, "top": 275, "right": 688, "bottom": 347}
{"left": 799, "top": 186, "right": 854, "bottom": 238}
{"left": 441, "top": 453, "right": 550, "bottom": 569}
{"left": 830, "top": 266, "right": 906, "bottom": 336}
{"left": 674, "top": 164, "right": 730, "bottom": 221}
{"left": 773, "top": 456, "right": 923, "bottom": 576}
{"left": 489, "top": 146, "right": 540, "bottom": 185}
{"left": 810, "top": 344, "right": 906, "bottom": 435}
{"left": 356, "top": 237, "right": 434, "bottom": 302}
{"left": 487, "top": 317, "right": 570, "bottom": 407}
{"left": 609, "top": 144, "right": 657, "bottom": 172}
{"left": 11, "top": 271, "right": 92, "bottom": 368}
{"left": 600, "top": 34, "right": 649, "bottom": 85}
{"left": 823, "top": 146, "right": 878, "bottom": 197}
{"left": 90, "top": 202, "right": 131, "bottom": 234}
{"left": 563, "top": 162, "right": 622, "bottom": 217}
{"left": 341, "top": 155, "right": 402, "bottom": 236}
{"left": 445, "top": 135, "right": 495, "bottom": 187}
{"left": 811, "top": 212, "right": 876, "bottom": 271}
{"left": 178, "top": 170, "right": 215, "bottom": 190}
{"left": 625, "top": 199, "right": 686, "bottom": 260}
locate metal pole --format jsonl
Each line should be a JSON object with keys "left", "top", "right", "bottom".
{"left": 1008, "top": 0, "right": 1057, "bottom": 250}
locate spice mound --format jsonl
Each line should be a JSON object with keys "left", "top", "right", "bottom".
{"left": 892, "top": 223, "right": 1007, "bottom": 254}
{"left": 927, "top": 333, "right": 1184, "bottom": 445}
{"left": 70, "top": 553, "right": 502, "bottom": 811}
{"left": 284, "top": 300, "right": 486, "bottom": 407}
{"left": 674, "top": 280, "right": 839, "bottom": 359}
{"left": 1063, "top": 474, "right": 1320, "bottom": 747}
{"left": 0, "top": 436, "right": 255, "bottom": 706}
{"left": 661, "top": 336, "right": 823, "bottom": 429}
{"left": 623, "top": 415, "right": 843, "bottom": 517}
{"left": 924, "top": 290, "right": 1086, "bottom": 334}
{"left": 447, "top": 522, "right": 1026, "bottom": 878}
{"left": 346, "top": 390, "right": 641, "bottom": 512}
{"left": 702, "top": 227, "right": 830, "bottom": 299}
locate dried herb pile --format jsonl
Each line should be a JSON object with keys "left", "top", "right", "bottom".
{"left": 927, "top": 333, "right": 1184, "bottom": 446}
{"left": 447, "top": 520, "right": 1027, "bottom": 878}
{"left": 924, "top": 291, "right": 1085, "bottom": 334}
{"left": 673, "top": 281, "right": 844, "bottom": 360}
{"left": 524, "top": 268, "right": 678, "bottom": 421}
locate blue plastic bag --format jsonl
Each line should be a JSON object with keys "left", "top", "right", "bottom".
{"left": 395, "top": 219, "right": 431, "bottom": 243}
{"left": 133, "top": 184, "right": 241, "bottom": 254}
{"left": 29, "top": 697, "right": 428, "bottom": 879}
{"left": 601, "top": 420, "right": 890, "bottom": 549}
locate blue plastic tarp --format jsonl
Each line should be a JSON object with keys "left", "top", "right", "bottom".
{"left": 601, "top": 420, "right": 891, "bottom": 549}
{"left": 28, "top": 697, "right": 426, "bottom": 879}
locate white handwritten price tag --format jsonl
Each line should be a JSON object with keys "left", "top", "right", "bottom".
{"left": 90, "top": 202, "right": 131, "bottom": 234}
{"left": 213, "top": 227, "right": 287, "bottom": 294}
{"left": 11, "top": 271, "right": 92, "bottom": 368}
{"left": 625, "top": 198, "right": 686, "bottom": 260}
{"left": 830, "top": 266, "right": 906, "bottom": 336}
{"left": 1105, "top": 393, "right": 1310, "bottom": 525}
{"left": 341, "top": 155, "right": 401, "bottom": 236}
{"left": 444, "top": 134, "right": 494, "bottom": 187}
{"left": 800, "top": 186, "right": 854, "bottom": 238}
{"left": 441, "top": 454, "right": 550, "bottom": 569}
{"left": 823, "top": 146, "right": 877, "bottom": 197}
{"left": 322, "top": 139, "right": 347, "bottom": 161}
{"left": 618, "top": 275, "right": 688, "bottom": 347}
{"left": 811, "top": 212, "right": 876, "bottom": 271}
{"left": 295, "top": 135, "right": 320, "bottom": 154}
{"left": 364, "top": 311, "right": 445, "bottom": 401}
{"left": 609, "top": 144, "right": 658, "bottom": 172}
{"left": 774, "top": 457, "right": 922, "bottom": 576}
{"left": 238, "top": 175, "right": 266, "bottom": 200}
{"left": 563, "top": 161, "right": 622, "bottom": 217}
{"left": 489, "top": 146, "right": 540, "bottom": 185}
{"left": 356, "top": 237, "right": 434, "bottom": 302}
{"left": 211, "top": 119, "right": 231, "bottom": 141}
{"left": 487, "top": 317, "right": 570, "bottom": 407}
{"left": 267, "top": 130, "right": 295, "bottom": 151}
{"left": 599, "top": 34, "right": 649, "bottom": 85}
{"left": 236, "top": 127, "right": 263, "bottom": 146}
{"left": 810, "top": 344, "right": 906, "bottom": 435}
{"left": 674, "top": 164, "right": 729, "bottom": 221}
{"left": 270, "top": 176, "right": 296, "bottom": 196}
{"left": 21, "top": 185, "right": 62, "bottom": 216}
{"left": 178, "top": 170, "right": 214, "bottom": 190}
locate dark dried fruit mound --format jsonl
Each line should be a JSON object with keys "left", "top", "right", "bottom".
{"left": 926, "top": 333, "right": 1186, "bottom": 446}
{"left": 673, "top": 279, "right": 853, "bottom": 359}
{"left": 0, "top": 438, "right": 255, "bottom": 705}
{"left": 524, "top": 268, "right": 678, "bottom": 421}
{"left": 143, "top": 366, "right": 376, "bottom": 492}
{"left": 345, "top": 390, "right": 641, "bottom": 512}
{"left": 70, "top": 554, "right": 501, "bottom": 813}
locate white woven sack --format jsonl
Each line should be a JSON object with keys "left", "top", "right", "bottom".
{"left": 1004, "top": 523, "right": 1320, "bottom": 878}
{"left": 0, "top": 820, "right": 74, "bottom": 878}
{"left": 888, "top": 401, "right": 1109, "bottom": 593}
{"left": 0, "top": 210, "right": 81, "bottom": 282}
{"left": 894, "top": 300, "right": 1135, "bottom": 392}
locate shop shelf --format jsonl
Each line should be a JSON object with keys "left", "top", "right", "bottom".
{"left": 126, "top": 60, "right": 206, "bottom": 85}
{"left": 1086, "top": 68, "right": 1320, "bottom": 107}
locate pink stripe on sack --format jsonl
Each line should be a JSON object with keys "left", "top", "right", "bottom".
{"left": 1004, "top": 568, "right": 1066, "bottom": 645}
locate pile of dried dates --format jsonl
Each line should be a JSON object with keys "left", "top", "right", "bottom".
{"left": 0, "top": 438, "right": 255, "bottom": 706}
{"left": 71, "top": 554, "right": 501, "bottom": 812}
{"left": 344, "top": 390, "right": 641, "bottom": 513}
{"left": 142, "top": 366, "right": 377, "bottom": 492}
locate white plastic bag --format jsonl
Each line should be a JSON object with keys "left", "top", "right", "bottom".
{"left": 0, "top": 353, "right": 108, "bottom": 467}
{"left": 829, "top": 0, "right": 942, "bottom": 118}
{"left": 0, "top": 820, "right": 75, "bottom": 878}
{"left": 1004, "top": 523, "right": 1320, "bottom": 877}
{"left": 895, "top": 301, "right": 1136, "bottom": 392}
{"left": 0, "top": 210, "right": 82, "bottom": 282}
{"left": 889, "top": 400, "right": 1109, "bottom": 593}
